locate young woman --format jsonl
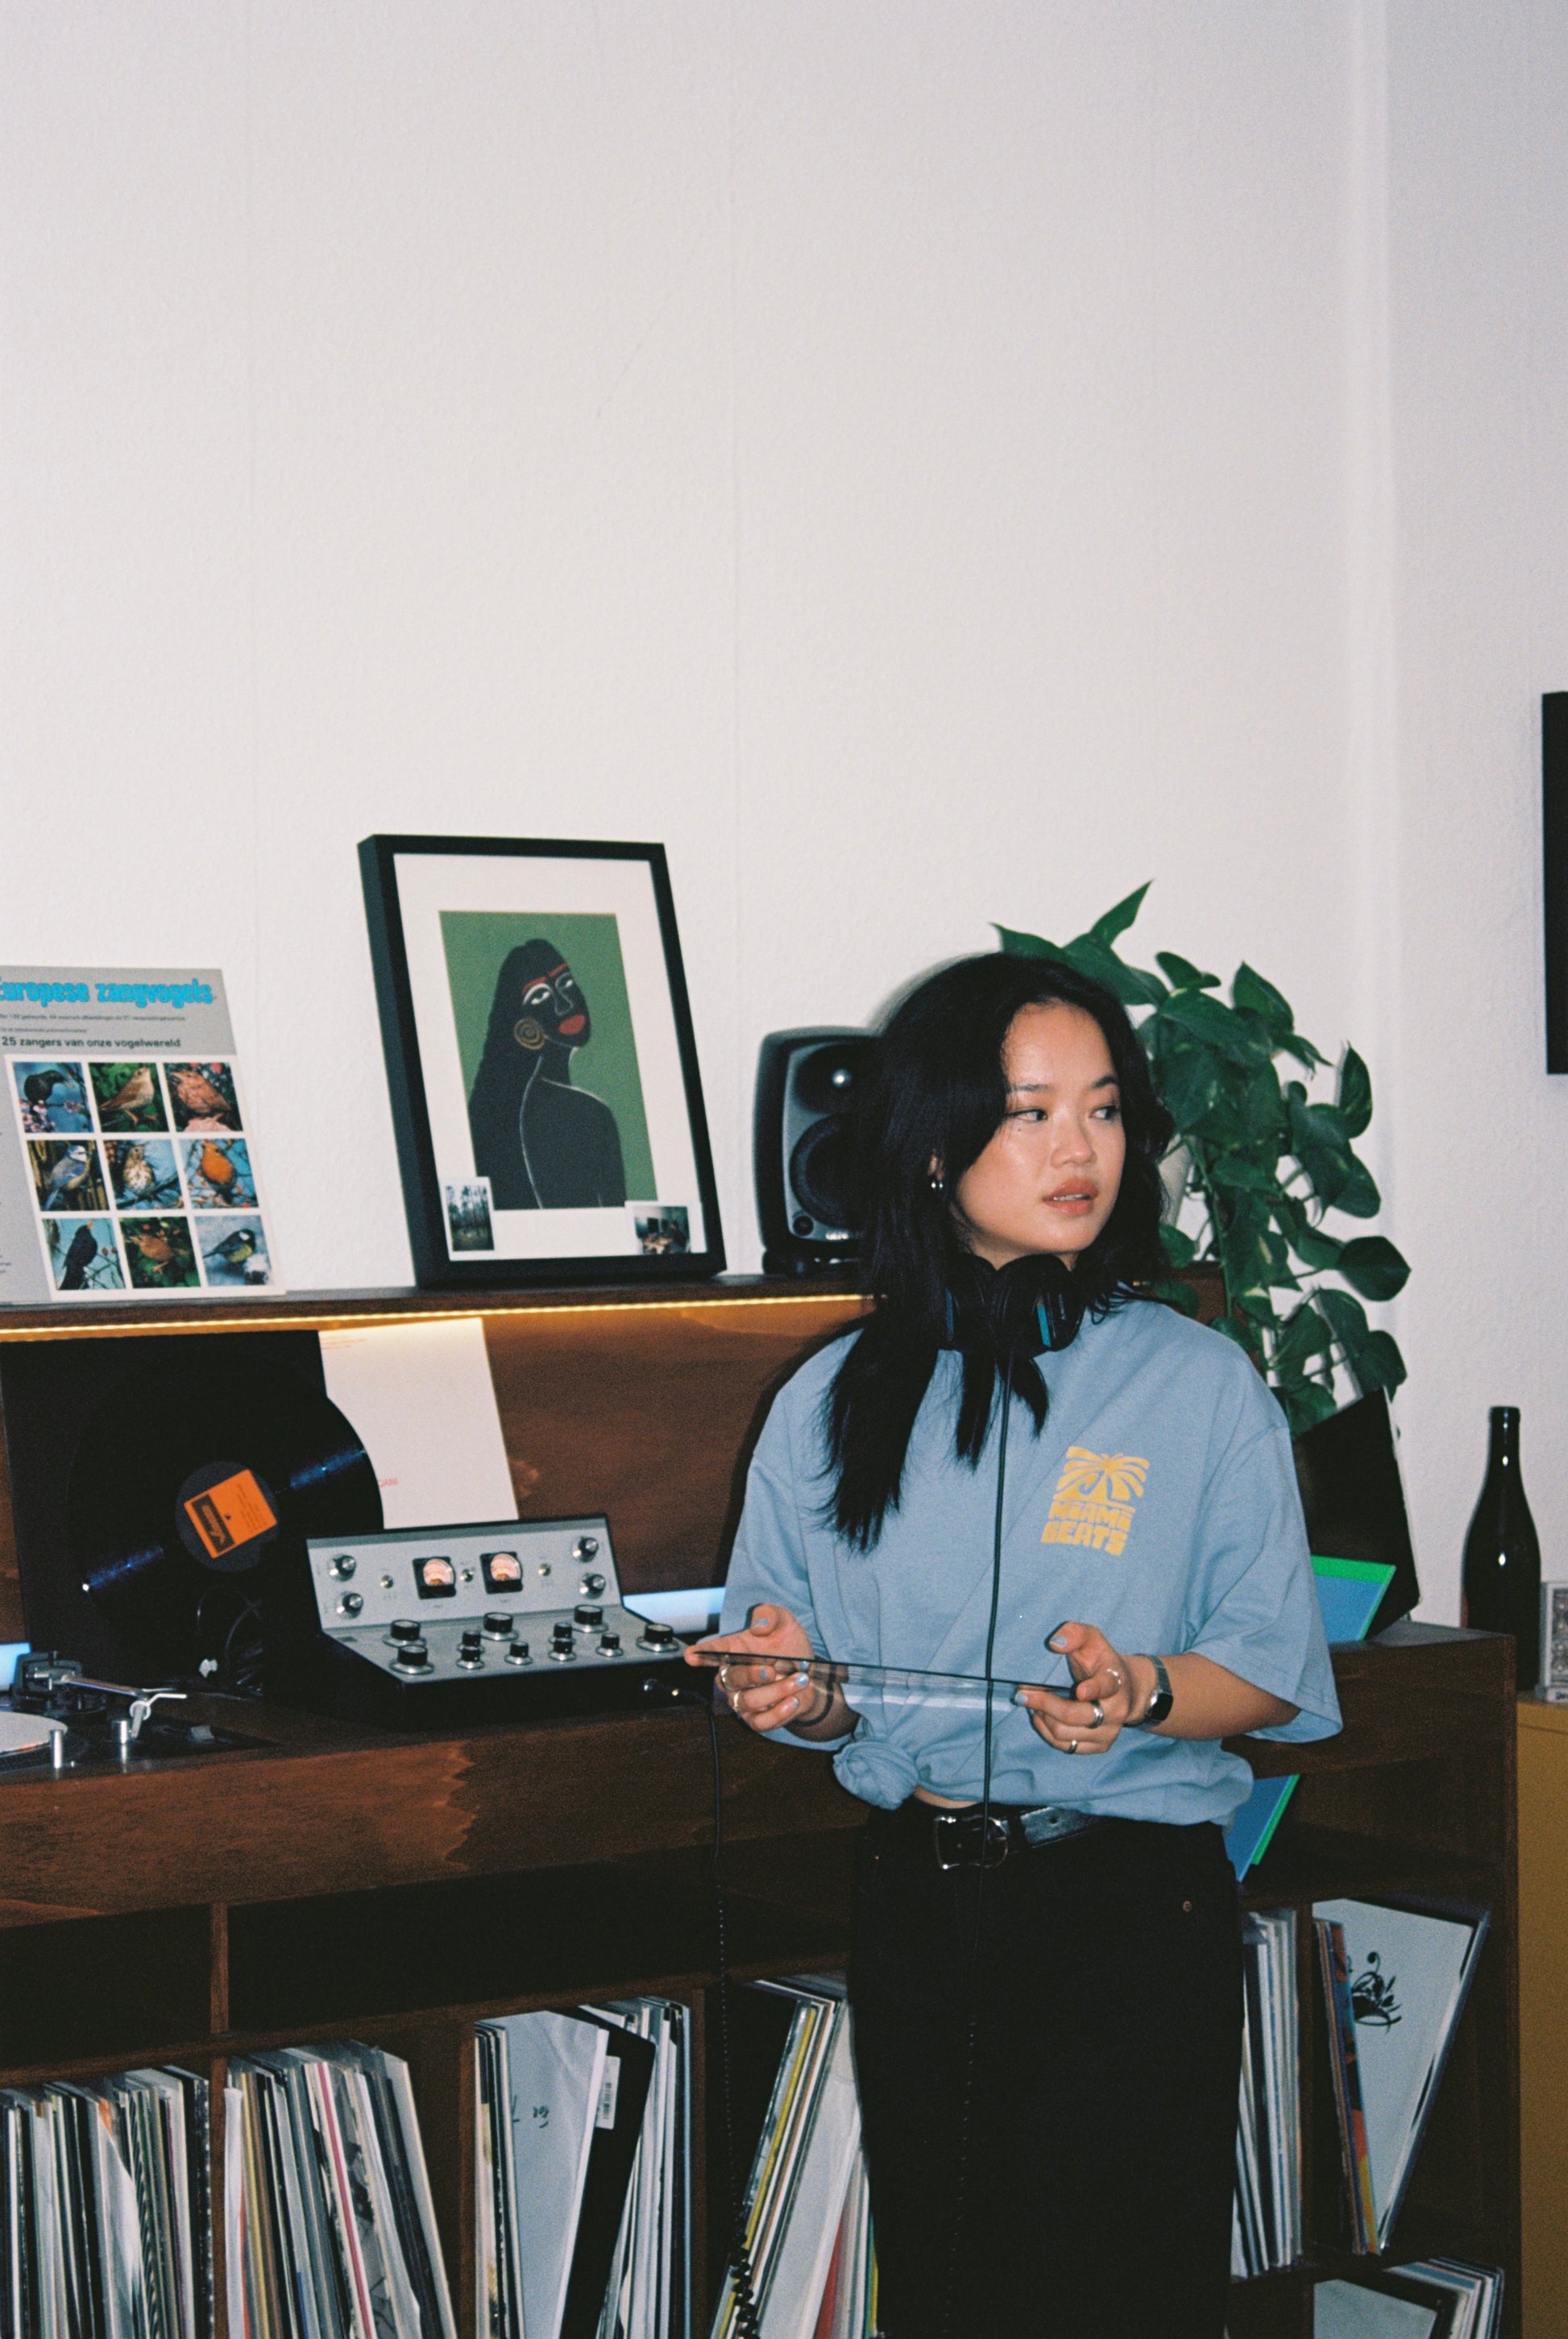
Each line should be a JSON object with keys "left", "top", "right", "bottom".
{"left": 692, "top": 952, "right": 1340, "bottom": 2339}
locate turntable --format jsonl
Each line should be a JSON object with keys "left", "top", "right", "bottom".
{"left": 0, "top": 1651, "right": 271, "bottom": 1780}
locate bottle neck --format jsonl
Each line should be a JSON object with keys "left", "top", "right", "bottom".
{"left": 1488, "top": 1408, "right": 1521, "bottom": 1474}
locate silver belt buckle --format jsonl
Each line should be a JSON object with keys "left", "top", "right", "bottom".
{"left": 1018, "top": 1803, "right": 1097, "bottom": 1849}
{"left": 931, "top": 1809, "right": 1010, "bottom": 1871}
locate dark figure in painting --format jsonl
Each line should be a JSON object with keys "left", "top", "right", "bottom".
{"left": 467, "top": 940, "right": 628, "bottom": 1209}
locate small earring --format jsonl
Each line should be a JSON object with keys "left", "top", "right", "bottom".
{"left": 929, "top": 1172, "right": 946, "bottom": 1196}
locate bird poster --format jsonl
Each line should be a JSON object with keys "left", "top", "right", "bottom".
{"left": 0, "top": 967, "right": 282, "bottom": 1304}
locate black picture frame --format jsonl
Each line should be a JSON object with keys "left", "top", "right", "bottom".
{"left": 1545, "top": 692, "right": 1568, "bottom": 1071}
{"left": 359, "top": 836, "right": 725, "bottom": 1288}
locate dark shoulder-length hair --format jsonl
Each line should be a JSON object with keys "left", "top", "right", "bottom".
{"left": 825, "top": 952, "right": 1173, "bottom": 1548}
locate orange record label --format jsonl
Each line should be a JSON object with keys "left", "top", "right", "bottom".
{"left": 183, "top": 1468, "right": 277, "bottom": 1559}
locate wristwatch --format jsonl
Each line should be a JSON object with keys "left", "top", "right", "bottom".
{"left": 1132, "top": 1655, "right": 1174, "bottom": 1728}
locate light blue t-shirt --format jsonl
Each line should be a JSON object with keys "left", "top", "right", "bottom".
{"left": 720, "top": 1298, "right": 1342, "bottom": 1827}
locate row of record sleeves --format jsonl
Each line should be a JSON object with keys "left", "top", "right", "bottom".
{"left": 0, "top": 1986, "right": 875, "bottom": 2339}
{"left": 2, "top": 2066, "right": 211, "bottom": 2339}
{"left": 1234, "top": 1895, "right": 1501, "bottom": 2339}
{"left": 1, "top": 2042, "right": 458, "bottom": 2339}
{"left": 477, "top": 1979, "right": 876, "bottom": 2339}
{"left": 0, "top": 1913, "right": 1503, "bottom": 2339}
{"left": 475, "top": 1998, "right": 691, "bottom": 2339}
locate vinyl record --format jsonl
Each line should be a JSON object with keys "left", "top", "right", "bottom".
{"left": 70, "top": 1353, "right": 382, "bottom": 1678}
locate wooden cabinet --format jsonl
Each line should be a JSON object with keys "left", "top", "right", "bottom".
{"left": 1517, "top": 1694, "right": 1568, "bottom": 2337}
{"left": 0, "top": 1284, "right": 1521, "bottom": 2334}
{"left": 1229, "top": 1624, "right": 1518, "bottom": 2337}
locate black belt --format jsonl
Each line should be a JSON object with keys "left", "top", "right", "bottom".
{"left": 881, "top": 1797, "right": 1110, "bottom": 1871}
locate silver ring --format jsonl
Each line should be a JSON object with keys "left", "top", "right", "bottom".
{"left": 1068, "top": 1738, "right": 1080, "bottom": 1754}
{"left": 1089, "top": 1700, "right": 1106, "bottom": 1729}
{"left": 1105, "top": 1668, "right": 1124, "bottom": 1689}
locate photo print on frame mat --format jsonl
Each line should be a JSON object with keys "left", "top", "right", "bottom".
{"left": 0, "top": 968, "right": 283, "bottom": 1303}
{"left": 359, "top": 837, "right": 724, "bottom": 1287}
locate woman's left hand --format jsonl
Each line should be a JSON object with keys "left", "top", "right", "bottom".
{"left": 1016, "top": 1619, "right": 1139, "bottom": 1755}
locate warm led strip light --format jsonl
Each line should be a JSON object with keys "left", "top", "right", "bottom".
{"left": 0, "top": 1288, "right": 869, "bottom": 1344}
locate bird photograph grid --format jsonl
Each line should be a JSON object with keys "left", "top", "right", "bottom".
{"left": 6, "top": 1053, "right": 273, "bottom": 1294}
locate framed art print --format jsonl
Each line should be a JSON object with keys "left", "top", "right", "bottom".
{"left": 359, "top": 836, "right": 724, "bottom": 1288}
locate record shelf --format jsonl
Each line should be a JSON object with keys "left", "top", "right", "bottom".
{"left": 0, "top": 1281, "right": 1520, "bottom": 2336}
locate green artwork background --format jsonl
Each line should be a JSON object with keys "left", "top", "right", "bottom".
{"left": 439, "top": 910, "right": 657, "bottom": 1201}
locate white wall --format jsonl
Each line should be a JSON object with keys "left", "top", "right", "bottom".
{"left": 1, "top": 2, "right": 1563, "bottom": 1618}
{"left": 1382, "top": 0, "right": 1568, "bottom": 1610}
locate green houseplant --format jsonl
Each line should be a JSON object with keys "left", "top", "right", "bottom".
{"left": 998, "top": 885, "right": 1409, "bottom": 1433}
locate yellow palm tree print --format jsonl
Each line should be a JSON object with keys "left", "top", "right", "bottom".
{"left": 1056, "top": 1448, "right": 1151, "bottom": 1505}
{"left": 1041, "top": 1446, "right": 1151, "bottom": 1554}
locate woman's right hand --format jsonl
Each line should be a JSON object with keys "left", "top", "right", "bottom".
{"left": 685, "top": 1602, "right": 820, "bottom": 1735}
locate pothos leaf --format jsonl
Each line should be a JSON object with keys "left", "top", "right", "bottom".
{"left": 1232, "top": 962, "right": 1294, "bottom": 1036}
{"left": 1087, "top": 883, "right": 1152, "bottom": 946}
{"left": 1337, "top": 1046, "right": 1373, "bottom": 1138}
{"left": 1347, "top": 1329, "right": 1408, "bottom": 1396}
{"left": 1333, "top": 1155, "right": 1382, "bottom": 1219}
{"left": 1280, "top": 1379, "right": 1341, "bottom": 1433}
{"left": 994, "top": 925, "right": 1064, "bottom": 960}
{"left": 1059, "top": 935, "right": 1168, "bottom": 1006}
{"left": 1155, "top": 952, "right": 1222, "bottom": 991}
{"left": 1209, "top": 1313, "right": 1263, "bottom": 1359}
{"left": 1145, "top": 1275, "right": 1201, "bottom": 1317}
{"left": 1314, "top": 1285, "right": 1370, "bottom": 1354}
{"left": 1335, "top": 1234, "right": 1410, "bottom": 1300}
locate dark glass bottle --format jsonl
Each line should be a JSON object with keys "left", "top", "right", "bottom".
{"left": 1462, "top": 1406, "right": 1541, "bottom": 1690}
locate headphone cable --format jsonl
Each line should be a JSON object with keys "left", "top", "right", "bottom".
{"left": 696, "top": 1686, "right": 764, "bottom": 2339}
{"left": 939, "top": 1349, "right": 1012, "bottom": 2339}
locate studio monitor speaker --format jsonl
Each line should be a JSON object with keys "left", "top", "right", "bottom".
{"left": 754, "top": 1029, "right": 874, "bottom": 1275}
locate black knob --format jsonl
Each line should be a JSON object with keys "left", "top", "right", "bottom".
{"left": 574, "top": 1603, "right": 603, "bottom": 1628}
{"left": 573, "top": 1535, "right": 600, "bottom": 1559}
{"left": 580, "top": 1572, "right": 606, "bottom": 1597}
{"left": 460, "top": 1626, "right": 483, "bottom": 1648}
{"left": 505, "top": 1640, "right": 532, "bottom": 1665}
{"left": 457, "top": 1629, "right": 484, "bottom": 1667}
{"left": 483, "top": 1612, "right": 514, "bottom": 1638}
{"left": 793, "top": 1212, "right": 813, "bottom": 1235}
{"left": 598, "top": 1630, "right": 621, "bottom": 1653}
{"left": 389, "top": 1619, "right": 422, "bottom": 1643}
{"left": 637, "top": 1620, "right": 677, "bottom": 1650}
{"left": 552, "top": 1619, "right": 575, "bottom": 1642}
{"left": 393, "top": 1642, "right": 430, "bottom": 1670}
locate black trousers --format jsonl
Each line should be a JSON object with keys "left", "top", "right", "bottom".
{"left": 847, "top": 1803, "right": 1244, "bottom": 2339}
